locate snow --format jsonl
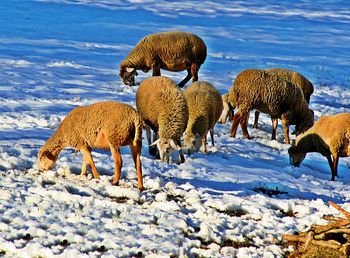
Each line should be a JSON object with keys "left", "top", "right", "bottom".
{"left": 1, "top": 0, "right": 350, "bottom": 257}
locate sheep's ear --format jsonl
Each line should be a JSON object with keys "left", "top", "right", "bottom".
{"left": 150, "top": 139, "right": 159, "bottom": 146}
{"left": 169, "top": 139, "right": 181, "bottom": 151}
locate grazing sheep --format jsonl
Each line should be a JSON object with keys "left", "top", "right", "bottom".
{"left": 230, "top": 69, "right": 314, "bottom": 144}
{"left": 136, "top": 76, "right": 189, "bottom": 163}
{"left": 221, "top": 68, "right": 314, "bottom": 135}
{"left": 119, "top": 31, "right": 207, "bottom": 87}
{"left": 218, "top": 93, "right": 234, "bottom": 124}
{"left": 183, "top": 81, "right": 223, "bottom": 153}
{"left": 38, "top": 101, "right": 144, "bottom": 191}
{"left": 253, "top": 68, "right": 314, "bottom": 129}
{"left": 289, "top": 113, "right": 350, "bottom": 181}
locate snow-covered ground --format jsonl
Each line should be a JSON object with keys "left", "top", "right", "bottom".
{"left": 1, "top": 1, "right": 350, "bottom": 257}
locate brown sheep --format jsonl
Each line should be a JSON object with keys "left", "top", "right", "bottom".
{"left": 230, "top": 69, "right": 314, "bottom": 144}
{"left": 289, "top": 113, "right": 350, "bottom": 181}
{"left": 253, "top": 68, "right": 314, "bottom": 130}
{"left": 136, "top": 76, "right": 189, "bottom": 163}
{"left": 38, "top": 101, "right": 144, "bottom": 191}
{"left": 183, "top": 81, "right": 223, "bottom": 153}
{"left": 119, "top": 31, "right": 207, "bottom": 87}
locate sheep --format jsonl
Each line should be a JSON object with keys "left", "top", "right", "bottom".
{"left": 183, "top": 81, "right": 223, "bottom": 153}
{"left": 37, "top": 101, "right": 144, "bottom": 191}
{"left": 289, "top": 113, "right": 350, "bottom": 181}
{"left": 136, "top": 76, "right": 189, "bottom": 163}
{"left": 253, "top": 68, "right": 314, "bottom": 130}
{"left": 221, "top": 68, "right": 314, "bottom": 136}
{"left": 119, "top": 31, "right": 207, "bottom": 87}
{"left": 230, "top": 69, "right": 314, "bottom": 144}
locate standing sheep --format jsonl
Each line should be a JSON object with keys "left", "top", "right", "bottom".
{"left": 230, "top": 69, "right": 314, "bottom": 144}
{"left": 183, "top": 81, "right": 223, "bottom": 153}
{"left": 289, "top": 113, "right": 350, "bottom": 181}
{"left": 119, "top": 31, "right": 207, "bottom": 87}
{"left": 136, "top": 76, "right": 189, "bottom": 163}
{"left": 38, "top": 101, "right": 144, "bottom": 191}
{"left": 253, "top": 68, "right": 314, "bottom": 129}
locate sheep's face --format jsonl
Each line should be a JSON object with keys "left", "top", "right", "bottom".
{"left": 151, "top": 138, "right": 181, "bottom": 163}
{"left": 184, "top": 133, "right": 202, "bottom": 154}
{"left": 119, "top": 67, "right": 138, "bottom": 86}
{"left": 288, "top": 146, "right": 306, "bottom": 167}
{"left": 38, "top": 149, "right": 57, "bottom": 171}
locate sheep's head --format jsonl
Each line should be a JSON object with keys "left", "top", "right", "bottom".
{"left": 184, "top": 132, "right": 202, "bottom": 154}
{"left": 38, "top": 148, "right": 58, "bottom": 171}
{"left": 288, "top": 146, "right": 306, "bottom": 167}
{"left": 151, "top": 138, "right": 181, "bottom": 163}
{"left": 119, "top": 67, "right": 138, "bottom": 86}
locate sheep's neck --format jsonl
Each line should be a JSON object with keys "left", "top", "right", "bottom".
{"left": 43, "top": 127, "right": 67, "bottom": 157}
{"left": 296, "top": 133, "right": 331, "bottom": 156}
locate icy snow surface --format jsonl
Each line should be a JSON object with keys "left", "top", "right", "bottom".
{"left": 1, "top": 0, "right": 350, "bottom": 257}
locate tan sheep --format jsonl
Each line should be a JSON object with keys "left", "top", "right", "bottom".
{"left": 37, "top": 101, "right": 144, "bottom": 191}
{"left": 119, "top": 31, "right": 207, "bottom": 87}
{"left": 289, "top": 113, "right": 350, "bottom": 181}
{"left": 136, "top": 76, "right": 189, "bottom": 163}
{"left": 253, "top": 68, "right": 314, "bottom": 129}
{"left": 183, "top": 81, "right": 223, "bottom": 153}
{"left": 230, "top": 69, "right": 314, "bottom": 144}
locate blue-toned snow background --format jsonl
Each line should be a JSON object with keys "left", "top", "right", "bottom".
{"left": 1, "top": 1, "right": 350, "bottom": 257}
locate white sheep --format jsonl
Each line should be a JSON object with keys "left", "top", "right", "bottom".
{"left": 289, "top": 113, "right": 350, "bottom": 181}
{"left": 37, "top": 101, "right": 144, "bottom": 191}
{"left": 230, "top": 69, "right": 314, "bottom": 144}
{"left": 183, "top": 81, "right": 223, "bottom": 153}
{"left": 119, "top": 31, "right": 207, "bottom": 87}
{"left": 136, "top": 76, "right": 189, "bottom": 163}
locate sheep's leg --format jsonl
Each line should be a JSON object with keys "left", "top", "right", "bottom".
{"left": 152, "top": 66, "right": 161, "bottom": 76}
{"left": 80, "top": 159, "right": 88, "bottom": 176}
{"left": 281, "top": 119, "right": 290, "bottom": 144}
{"left": 110, "top": 146, "right": 122, "bottom": 185}
{"left": 178, "top": 68, "right": 192, "bottom": 88}
{"left": 130, "top": 144, "right": 143, "bottom": 191}
{"left": 241, "top": 113, "right": 250, "bottom": 139}
{"left": 202, "top": 135, "right": 207, "bottom": 153}
{"left": 80, "top": 148, "right": 100, "bottom": 180}
{"left": 231, "top": 112, "right": 241, "bottom": 138}
{"left": 179, "top": 148, "right": 185, "bottom": 163}
{"left": 271, "top": 118, "right": 278, "bottom": 140}
{"left": 209, "top": 128, "right": 215, "bottom": 146}
{"left": 253, "top": 111, "right": 260, "bottom": 129}
{"left": 333, "top": 154, "right": 339, "bottom": 178}
{"left": 326, "top": 155, "right": 336, "bottom": 181}
{"left": 190, "top": 64, "right": 199, "bottom": 82}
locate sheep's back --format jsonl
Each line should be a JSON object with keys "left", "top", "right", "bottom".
{"left": 61, "top": 101, "right": 140, "bottom": 149}
{"left": 136, "top": 76, "right": 188, "bottom": 139}
{"left": 140, "top": 32, "right": 206, "bottom": 68}
{"left": 264, "top": 68, "right": 314, "bottom": 102}
{"left": 186, "top": 81, "right": 223, "bottom": 122}
{"left": 301, "top": 113, "right": 350, "bottom": 155}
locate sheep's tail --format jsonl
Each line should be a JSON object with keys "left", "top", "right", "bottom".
{"left": 133, "top": 114, "right": 143, "bottom": 147}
